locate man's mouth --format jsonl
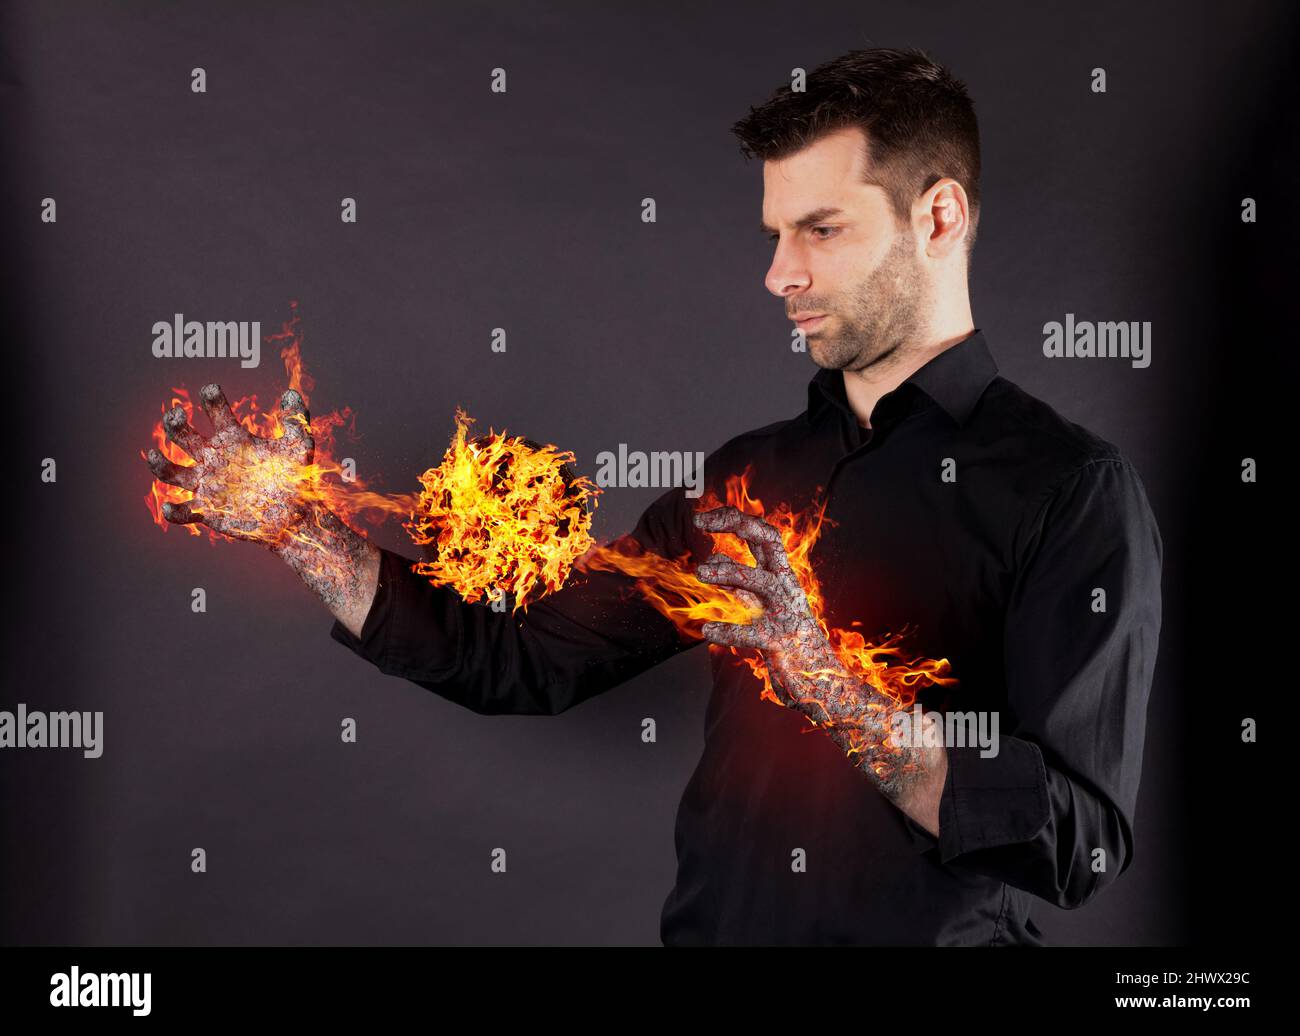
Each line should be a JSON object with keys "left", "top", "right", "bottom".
{"left": 793, "top": 313, "right": 829, "bottom": 332}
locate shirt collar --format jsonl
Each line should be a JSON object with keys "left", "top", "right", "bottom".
{"left": 805, "top": 327, "right": 999, "bottom": 428}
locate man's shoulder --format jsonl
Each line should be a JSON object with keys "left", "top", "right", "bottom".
{"left": 976, "top": 374, "right": 1135, "bottom": 492}
{"left": 970, "top": 376, "right": 1160, "bottom": 566}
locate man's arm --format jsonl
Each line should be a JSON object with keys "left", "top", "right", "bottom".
{"left": 277, "top": 508, "right": 382, "bottom": 638}
{"left": 327, "top": 500, "right": 704, "bottom": 716}
{"left": 145, "top": 383, "right": 707, "bottom": 716}
{"left": 692, "top": 454, "right": 1162, "bottom": 911}
{"left": 931, "top": 456, "right": 1163, "bottom": 909}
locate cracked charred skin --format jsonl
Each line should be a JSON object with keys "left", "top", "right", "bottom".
{"left": 693, "top": 504, "right": 941, "bottom": 808}
{"left": 144, "top": 383, "right": 380, "bottom": 630}
{"left": 272, "top": 504, "right": 377, "bottom": 613}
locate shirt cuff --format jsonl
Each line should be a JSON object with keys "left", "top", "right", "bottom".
{"left": 936, "top": 736, "right": 1052, "bottom": 863}
{"left": 328, "top": 547, "right": 459, "bottom": 680}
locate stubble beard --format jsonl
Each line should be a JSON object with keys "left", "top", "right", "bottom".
{"left": 806, "top": 229, "right": 930, "bottom": 376}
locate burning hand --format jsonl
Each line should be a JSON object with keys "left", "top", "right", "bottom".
{"left": 146, "top": 383, "right": 315, "bottom": 543}
{"left": 693, "top": 505, "right": 943, "bottom": 808}
{"left": 143, "top": 382, "right": 378, "bottom": 618}
{"left": 693, "top": 505, "right": 841, "bottom": 685}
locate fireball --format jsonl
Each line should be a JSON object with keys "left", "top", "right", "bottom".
{"left": 402, "top": 408, "right": 600, "bottom": 612}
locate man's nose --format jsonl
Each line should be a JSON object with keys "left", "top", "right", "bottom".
{"left": 764, "top": 242, "right": 811, "bottom": 298}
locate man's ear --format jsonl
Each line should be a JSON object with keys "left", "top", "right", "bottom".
{"left": 921, "top": 178, "right": 970, "bottom": 257}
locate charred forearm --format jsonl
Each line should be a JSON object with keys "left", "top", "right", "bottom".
{"left": 769, "top": 644, "right": 946, "bottom": 833}
{"left": 823, "top": 692, "right": 946, "bottom": 834}
{"left": 271, "top": 505, "right": 381, "bottom": 637}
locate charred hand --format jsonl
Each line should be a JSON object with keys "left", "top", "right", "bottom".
{"left": 146, "top": 383, "right": 315, "bottom": 542}
{"left": 693, "top": 504, "right": 936, "bottom": 802}
{"left": 143, "top": 382, "right": 370, "bottom": 609}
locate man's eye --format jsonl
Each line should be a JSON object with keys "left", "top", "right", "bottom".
{"left": 765, "top": 226, "right": 838, "bottom": 243}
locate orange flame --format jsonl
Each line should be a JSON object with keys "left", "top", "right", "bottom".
{"left": 578, "top": 467, "right": 957, "bottom": 736}
{"left": 403, "top": 408, "right": 600, "bottom": 612}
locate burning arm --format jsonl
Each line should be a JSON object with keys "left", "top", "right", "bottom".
{"left": 693, "top": 505, "right": 947, "bottom": 833}
{"left": 144, "top": 383, "right": 380, "bottom": 635}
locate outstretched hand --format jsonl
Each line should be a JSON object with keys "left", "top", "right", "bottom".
{"left": 143, "top": 381, "right": 380, "bottom": 623}
{"left": 145, "top": 383, "right": 315, "bottom": 547}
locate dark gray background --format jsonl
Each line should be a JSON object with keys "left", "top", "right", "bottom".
{"left": 1, "top": 0, "right": 1289, "bottom": 945}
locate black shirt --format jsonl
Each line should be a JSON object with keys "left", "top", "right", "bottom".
{"left": 330, "top": 328, "right": 1163, "bottom": 946}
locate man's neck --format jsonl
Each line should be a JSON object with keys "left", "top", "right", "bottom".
{"left": 842, "top": 325, "right": 975, "bottom": 429}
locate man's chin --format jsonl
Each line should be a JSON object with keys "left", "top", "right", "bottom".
{"left": 808, "top": 338, "right": 851, "bottom": 370}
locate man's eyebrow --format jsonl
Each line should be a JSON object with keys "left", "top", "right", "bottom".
{"left": 760, "top": 206, "right": 846, "bottom": 236}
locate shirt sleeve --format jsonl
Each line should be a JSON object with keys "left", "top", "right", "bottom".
{"left": 329, "top": 483, "right": 710, "bottom": 716}
{"left": 933, "top": 455, "right": 1163, "bottom": 909}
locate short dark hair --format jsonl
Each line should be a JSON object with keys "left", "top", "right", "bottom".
{"left": 732, "top": 47, "right": 981, "bottom": 260}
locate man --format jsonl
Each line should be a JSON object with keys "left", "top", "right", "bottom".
{"left": 145, "top": 47, "right": 1162, "bottom": 945}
